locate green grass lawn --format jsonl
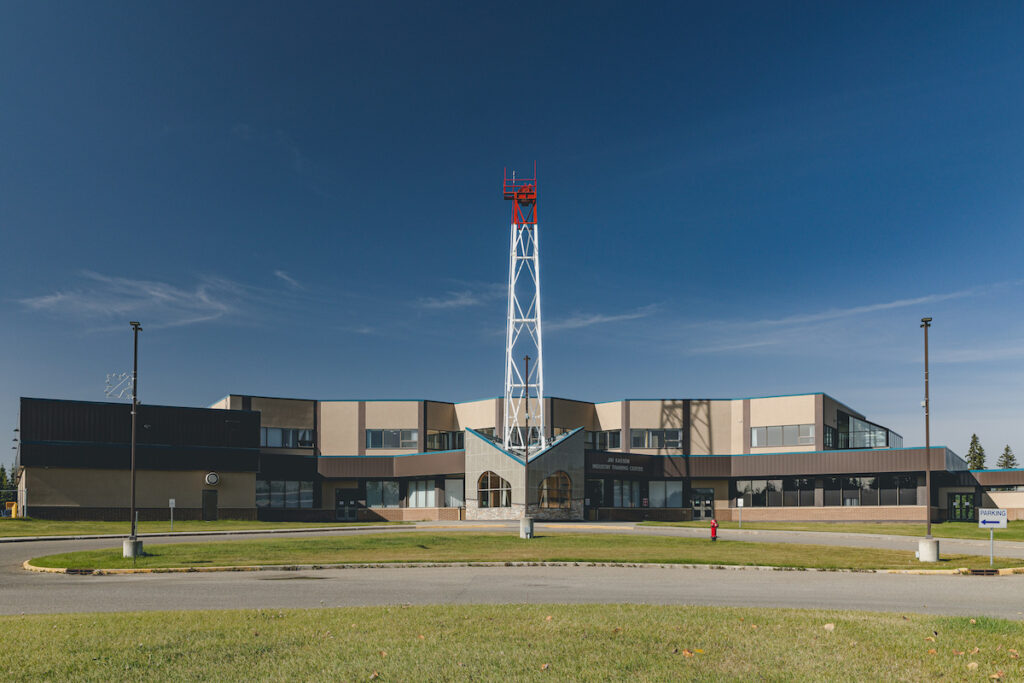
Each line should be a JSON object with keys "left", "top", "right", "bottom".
{"left": 29, "top": 532, "right": 1019, "bottom": 571}
{"left": 0, "top": 518, "right": 404, "bottom": 538}
{"left": 1, "top": 604, "right": 1021, "bottom": 681}
{"left": 641, "top": 519, "right": 1024, "bottom": 541}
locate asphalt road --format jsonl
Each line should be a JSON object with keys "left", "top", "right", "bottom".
{"left": 3, "top": 524, "right": 1024, "bottom": 619}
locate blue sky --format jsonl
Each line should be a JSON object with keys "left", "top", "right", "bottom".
{"left": 3, "top": 3, "right": 1024, "bottom": 467}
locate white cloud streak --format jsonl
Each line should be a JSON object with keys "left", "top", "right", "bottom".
{"left": 546, "top": 305, "right": 657, "bottom": 332}
{"left": 274, "top": 270, "right": 303, "bottom": 290}
{"left": 418, "top": 282, "right": 506, "bottom": 310}
{"left": 679, "top": 285, "right": 993, "bottom": 355}
{"left": 18, "top": 271, "right": 250, "bottom": 329}
{"left": 749, "top": 288, "right": 979, "bottom": 327}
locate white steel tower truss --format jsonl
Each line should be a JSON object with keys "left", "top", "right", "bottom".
{"left": 503, "top": 168, "right": 546, "bottom": 456}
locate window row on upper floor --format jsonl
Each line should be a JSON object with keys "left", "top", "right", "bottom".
{"left": 750, "top": 424, "right": 815, "bottom": 449}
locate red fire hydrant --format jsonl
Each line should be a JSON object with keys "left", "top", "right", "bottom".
{"left": 710, "top": 518, "right": 718, "bottom": 542}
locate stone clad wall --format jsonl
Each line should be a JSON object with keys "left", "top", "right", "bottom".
{"left": 464, "top": 428, "right": 585, "bottom": 521}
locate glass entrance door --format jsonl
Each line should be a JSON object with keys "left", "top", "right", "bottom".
{"left": 335, "top": 489, "right": 359, "bottom": 521}
{"left": 948, "top": 493, "right": 975, "bottom": 522}
{"left": 691, "top": 488, "right": 714, "bottom": 519}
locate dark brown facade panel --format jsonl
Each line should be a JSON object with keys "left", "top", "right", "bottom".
{"left": 972, "top": 470, "right": 1024, "bottom": 486}
{"left": 317, "top": 452, "right": 465, "bottom": 479}
{"left": 730, "top": 448, "right": 943, "bottom": 478}
{"left": 394, "top": 451, "right": 465, "bottom": 477}
{"left": 318, "top": 457, "right": 393, "bottom": 479}
{"left": 686, "top": 458, "right": 732, "bottom": 478}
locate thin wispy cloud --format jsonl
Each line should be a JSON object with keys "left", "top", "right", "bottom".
{"left": 547, "top": 305, "right": 657, "bottom": 332}
{"left": 750, "top": 288, "right": 980, "bottom": 327}
{"left": 932, "top": 344, "right": 1024, "bottom": 364}
{"left": 418, "top": 282, "right": 505, "bottom": 310}
{"left": 677, "top": 284, "right": 1007, "bottom": 356}
{"left": 19, "top": 271, "right": 259, "bottom": 330}
{"left": 274, "top": 270, "right": 303, "bottom": 290}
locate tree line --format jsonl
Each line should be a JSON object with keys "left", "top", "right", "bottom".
{"left": 965, "top": 434, "right": 1018, "bottom": 470}
{"left": 0, "top": 465, "right": 15, "bottom": 503}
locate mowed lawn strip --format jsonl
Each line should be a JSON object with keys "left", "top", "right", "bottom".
{"left": 641, "top": 519, "right": 1024, "bottom": 542}
{"left": 29, "top": 532, "right": 1018, "bottom": 570}
{"left": 2, "top": 604, "right": 1022, "bottom": 681}
{"left": 0, "top": 518, "right": 405, "bottom": 538}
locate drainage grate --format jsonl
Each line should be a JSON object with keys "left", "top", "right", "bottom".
{"left": 969, "top": 569, "right": 999, "bottom": 576}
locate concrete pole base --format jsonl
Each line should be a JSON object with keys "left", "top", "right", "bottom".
{"left": 918, "top": 538, "right": 939, "bottom": 563}
{"left": 122, "top": 539, "right": 144, "bottom": 558}
{"left": 520, "top": 516, "right": 534, "bottom": 539}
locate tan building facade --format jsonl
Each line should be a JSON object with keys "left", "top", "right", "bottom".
{"left": 16, "top": 392, "right": 1024, "bottom": 523}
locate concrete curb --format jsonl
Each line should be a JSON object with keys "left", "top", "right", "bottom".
{"left": 0, "top": 525, "right": 408, "bottom": 544}
{"left": 23, "top": 558, "right": 1024, "bottom": 577}
{"left": 23, "top": 559, "right": 880, "bottom": 576}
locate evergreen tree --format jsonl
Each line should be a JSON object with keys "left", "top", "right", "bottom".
{"left": 0, "top": 465, "right": 9, "bottom": 504}
{"left": 966, "top": 434, "right": 986, "bottom": 470}
{"left": 997, "top": 445, "right": 1019, "bottom": 469}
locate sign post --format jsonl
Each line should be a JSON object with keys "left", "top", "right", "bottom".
{"left": 978, "top": 508, "right": 1007, "bottom": 567}
{"left": 737, "top": 497, "right": 744, "bottom": 529}
{"left": 169, "top": 498, "right": 176, "bottom": 532}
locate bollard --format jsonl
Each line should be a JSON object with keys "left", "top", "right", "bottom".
{"left": 123, "top": 539, "right": 144, "bottom": 558}
{"left": 918, "top": 538, "right": 939, "bottom": 562}
{"left": 520, "top": 516, "right": 534, "bottom": 539}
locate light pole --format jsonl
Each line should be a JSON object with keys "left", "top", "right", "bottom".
{"left": 922, "top": 317, "right": 932, "bottom": 538}
{"left": 124, "top": 321, "right": 143, "bottom": 558}
{"left": 919, "top": 316, "right": 938, "bottom": 562}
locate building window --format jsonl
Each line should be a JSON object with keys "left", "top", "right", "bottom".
{"left": 366, "top": 480, "right": 400, "bottom": 508}
{"left": 261, "top": 427, "right": 314, "bottom": 448}
{"left": 648, "top": 480, "right": 684, "bottom": 507}
{"left": 365, "top": 429, "right": 418, "bottom": 449}
{"left": 585, "top": 430, "right": 621, "bottom": 450}
{"left": 750, "top": 424, "right": 814, "bottom": 449}
{"left": 629, "top": 429, "right": 683, "bottom": 450}
{"left": 830, "top": 412, "right": 903, "bottom": 450}
{"left": 426, "top": 430, "right": 464, "bottom": 451}
{"left": 819, "top": 474, "right": 917, "bottom": 506}
{"left": 507, "top": 426, "right": 542, "bottom": 448}
{"left": 478, "top": 471, "right": 511, "bottom": 508}
{"left": 613, "top": 479, "right": 640, "bottom": 507}
{"left": 256, "top": 480, "right": 314, "bottom": 509}
{"left": 737, "top": 479, "right": 801, "bottom": 507}
{"left": 782, "top": 477, "right": 815, "bottom": 506}
{"left": 538, "top": 472, "right": 571, "bottom": 509}
{"left": 408, "top": 479, "right": 436, "bottom": 508}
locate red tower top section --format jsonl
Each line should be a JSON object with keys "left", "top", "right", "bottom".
{"left": 503, "top": 163, "right": 538, "bottom": 226}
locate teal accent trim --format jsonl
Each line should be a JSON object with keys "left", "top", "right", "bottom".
{"left": 465, "top": 428, "right": 524, "bottom": 465}
{"left": 588, "top": 445, "right": 951, "bottom": 460}
{"left": 594, "top": 392, "right": 826, "bottom": 404}
{"left": 319, "top": 398, "right": 441, "bottom": 403}
{"left": 971, "top": 468, "right": 1024, "bottom": 473}
{"left": 319, "top": 448, "right": 464, "bottom": 459}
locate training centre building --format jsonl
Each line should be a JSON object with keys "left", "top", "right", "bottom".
{"left": 14, "top": 392, "right": 1024, "bottom": 523}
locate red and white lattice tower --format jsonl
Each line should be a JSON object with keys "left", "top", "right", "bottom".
{"left": 502, "top": 164, "right": 546, "bottom": 456}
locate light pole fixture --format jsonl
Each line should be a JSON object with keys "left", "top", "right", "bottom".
{"left": 126, "top": 321, "right": 143, "bottom": 557}
{"left": 921, "top": 317, "right": 932, "bottom": 538}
